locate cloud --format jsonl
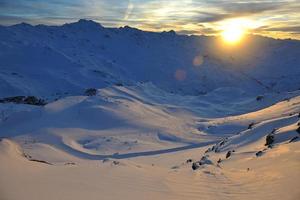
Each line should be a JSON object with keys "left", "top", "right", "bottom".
{"left": 257, "top": 25, "right": 300, "bottom": 33}
{"left": 0, "top": 0, "right": 299, "bottom": 39}
{"left": 210, "top": 1, "right": 287, "bottom": 14}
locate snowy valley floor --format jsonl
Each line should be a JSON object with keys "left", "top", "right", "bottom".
{"left": 0, "top": 139, "right": 299, "bottom": 200}
{"left": 0, "top": 85, "right": 300, "bottom": 200}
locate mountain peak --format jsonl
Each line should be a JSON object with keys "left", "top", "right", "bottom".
{"left": 77, "top": 19, "right": 99, "bottom": 25}
{"left": 120, "top": 25, "right": 142, "bottom": 33}
{"left": 161, "top": 30, "right": 176, "bottom": 36}
{"left": 64, "top": 19, "right": 104, "bottom": 30}
{"left": 12, "top": 22, "right": 33, "bottom": 28}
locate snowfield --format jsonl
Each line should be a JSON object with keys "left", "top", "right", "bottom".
{"left": 0, "top": 20, "right": 300, "bottom": 200}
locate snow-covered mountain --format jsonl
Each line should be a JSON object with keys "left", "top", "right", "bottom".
{"left": 1, "top": 19, "right": 300, "bottom": 99}
{"left": 0, "top": 20, "right": 300, "bottom": 200}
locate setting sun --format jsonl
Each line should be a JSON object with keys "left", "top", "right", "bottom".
{"left": 219, "top": 19, "right": 256, "bottom": 44}
{"left": 221, "top": 26, "right": 245, "bottom": 44}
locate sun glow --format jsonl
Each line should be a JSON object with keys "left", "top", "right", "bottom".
{"left": 220, "top": 19, "right": 257, "bottom": 44}
{"left": 222, "top": 26, "right": 245, "bottom": 44}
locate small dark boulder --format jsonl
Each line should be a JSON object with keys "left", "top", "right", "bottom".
{"left": 211, "top": 145, "right": 215, "bottom": 151}
{"left": 199, "top": 156, "right": 213, "bottom": 165}
{"left": 219, "top": 140, "right": 225, "bottom": 146}
{"left": 64, "top": 162, "right": 76, "bottom": 165}
{"left": 248, "top": 122, "right": 255, "bottom": 129}
{"left": 115, "top": 82, "right": 123, "bottom": 87}
{"left": 24, "top": 96, "right": 46, "bottom": 106}
{"left": 112, "top": 161, "right": 120, "bottom": 165}
{"left": 256, "top": 95, "right": 264, "bottom": 101}
{"left": 204, "top": 148, "right": 211, "bottom": 153}
{"left": 192, "top": 162, "right": 200, "bottom": 170}
{"left": 256, "top": 151, "right": 263, "bottom": 157}
{"left": 217, "top": 158, "right": 222, "bottom": 164}
{"left": 102, "top": 158, "right": 110, "bottom": 163}
{"left": 186, "top": 159, "right": 193, "bottom": 163}
{"left": 214, "top": 147, "right": 220, "bottom": 153}
{"left": 85, "top": 88, "right": 97, "bottom": 96}
{"left": 24, "top": 96, "right": 37, "bottom": 104}
{"left": 226, "top": 151, "right": 232, "bottom": 159}
{"left": 265, "top": 134, "right": 275, "bottom": 147}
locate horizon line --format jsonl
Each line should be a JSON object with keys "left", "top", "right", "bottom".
{"left": 1, "top": 19, "right": 299, "bottom": 42}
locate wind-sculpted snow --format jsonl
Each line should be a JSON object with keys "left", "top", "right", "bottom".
{"left": 0, "top": 83, "right": 299, "bottom": 158}
{"left": 0, "top": 89, "right": 299, "bottom": 200}
{"left": 1, "top": 20, "right": 300, "bottom": 200}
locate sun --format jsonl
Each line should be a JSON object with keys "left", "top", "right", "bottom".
{"left": 220, "top": 19, "right": 249, "bottom": 44}
{"left": 221, "top": 26, "right": 245, "bottom": 44}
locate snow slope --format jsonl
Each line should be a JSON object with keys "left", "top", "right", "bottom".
{"left": 0, "top": 84, "right": 300, "bottom": 200}
{"left": 0, "top": 20, "right": 300, "bottom": 200}
{"left": 0, "top": 92, "right": 299, "bottom": 200}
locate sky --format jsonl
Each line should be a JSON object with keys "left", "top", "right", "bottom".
{"left": 0, "top": 0, "right": 300, "bottom": 40}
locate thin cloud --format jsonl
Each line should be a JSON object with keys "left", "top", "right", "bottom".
{"left": 258, "top": 26, "right": 300, "bottom": 32}
{"left": 0, "top": 0, "right": 299, "bottom": 39}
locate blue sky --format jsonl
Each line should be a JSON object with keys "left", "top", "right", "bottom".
{"left": 0, "top": 0, "right": 299, "bottom": 39}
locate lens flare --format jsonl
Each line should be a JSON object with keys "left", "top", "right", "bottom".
{"left": 174, "top": 69, "right": 186, "bottom": 81}
{"left": 193, "top": 55, "right": 204, "bottom": 67}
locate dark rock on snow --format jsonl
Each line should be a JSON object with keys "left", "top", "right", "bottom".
{"left": 192, "top": 162, "right": 200, "bottom": 170}
{"left": 85, "top": 88, "right": 97, "bottom": 96}
{"left": 248, "top": 122, "right": 255, "bottom": 129}
{"left": 0, "top": 96, "right": 46, "bottom": 106}
{"left": 226, "top": 151, "right": 232, "bottom": 159}
{"left": 265, "top": 134, "right": 275, "bottom": 147}
{"left": 256, "top": 151, "right": 263, "bottom": 157}
{"left": 256, "top": 95, "right": 264, "bottom": 101}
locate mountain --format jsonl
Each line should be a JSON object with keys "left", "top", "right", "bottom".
{"left": 0, "top": 19, "right": 300, "bottom": 99}
{"left": 0, "top": 20, "right": 300, "bottom": 200}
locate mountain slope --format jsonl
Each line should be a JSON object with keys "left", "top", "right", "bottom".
{"left": 0, "top": 20, "right": 300, "bottom": 200}
{"left": 0, "top": 92, "right": 299, "bottom": 200}
{"left": 1, "top": 19, "right": 300, "bottom": 98}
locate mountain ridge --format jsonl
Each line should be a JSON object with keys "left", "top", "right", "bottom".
{"left": 0, "top": 19, "right": 300, "bottom": 99}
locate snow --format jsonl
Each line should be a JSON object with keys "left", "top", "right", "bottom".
{"left": 1, "top": 19, "right": 300, "bottom": 98}
{"left": 0, "top": 20, "right": 300, "bottom": 200}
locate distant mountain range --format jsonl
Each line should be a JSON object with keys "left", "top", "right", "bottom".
{"left": 0, "top": 19, "right": 300, "bottom": 99}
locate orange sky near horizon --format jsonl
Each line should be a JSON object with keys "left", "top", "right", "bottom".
{"left": 0, "top": 0, "right": 299, "bottom": 40}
